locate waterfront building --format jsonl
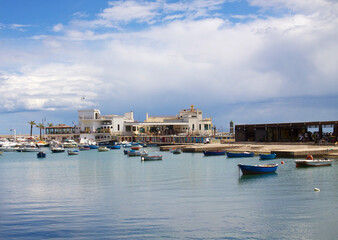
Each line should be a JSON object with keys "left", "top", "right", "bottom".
{"left": 43, "top": 106, "right": 214, "bottom": 144}
{"left": 235, "top": 121, "right": 338, "bottom": 143}
{"left": 45, "top": 124, "right": 76, "bottom": 142}
{"left": 76, "top": 109, "right": 135, "bottom": 143}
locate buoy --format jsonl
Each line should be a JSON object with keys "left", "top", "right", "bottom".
{"left": 281, "top": 161, "right": 284, "bottom": 164}
{"left": 314, "top": 188, "right": 320, "bottom": 192}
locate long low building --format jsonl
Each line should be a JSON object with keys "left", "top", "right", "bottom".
{"left": 43, "top": 105, "right": 214, "bottom": 143}
{"left": 235, "top": 121, "right": 338, "bottom": 143}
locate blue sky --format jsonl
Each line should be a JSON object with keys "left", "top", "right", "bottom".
{"left": 0, "top": 0, "right": 338, "bottom": 135}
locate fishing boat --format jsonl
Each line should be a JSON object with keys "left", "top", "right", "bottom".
{"left": 295, "top": 159, "right": 332, "bottom": 167}
{"left": 131, "top": 146, "right": 141, "bottom": 150}
{"left": 141, "top": 155, "right": 163, "bottom": 161}
{"left": 108, "top": 145, "right": 121, "bottom": 149}
{"left": 203, "top": 150, "right": 226, "bottom": 156}
{"left": 67, "top": 150, "right": 79, "bottom": 155}
{"left": 37, "top": 151, "right": 46, "bottom": 158}
{"left": 238, "top": 164, "right": 278, "bottom": 175}
{"left": 98, "top": 146, "right": 110, "bottom": 152}
{"left": 89, "top": 145, "right": 99, "bottom": 149}
{"left": 51, "top": 147, "right": 65, "bottom": 153}
{"left": 227, "top": 152, "right": 254, "bottom": 158}
{"left": 171, "top": 148, "right": 182, "bottom": 154}
{"left": 62, "top": 139, "right": 78, "bottom": 148}
{"left": 259, "top": 153, "right": 277, "bottom": 160}
{"left": 79, "top": 146, "right": 90, "bottom": 151}
{"left": 128, "top": 150, "right": 148, "bottom": 157}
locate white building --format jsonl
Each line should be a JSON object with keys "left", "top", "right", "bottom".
{"left": 77, "top": 109, "right": 135, "bottom": 142}
{"left": 76, "top": 106, "right": 213, "bottom": 142}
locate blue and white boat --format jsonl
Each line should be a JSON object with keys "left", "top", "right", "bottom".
{"left": 238, "top": 164, "right": 278, "bottom": 175}
{"left": 227, "top": 152, "right": 254, "bottom": 158}
{"left": 259, "top": 153, "right": 276, "bottom": 160}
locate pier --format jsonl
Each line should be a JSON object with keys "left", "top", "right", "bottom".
{"left": 159, "top": 142, "right": 338, "bottom": 158}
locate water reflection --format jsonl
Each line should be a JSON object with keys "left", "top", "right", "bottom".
{"left": 238, "top": 173, "right": 278, "bottom": 184}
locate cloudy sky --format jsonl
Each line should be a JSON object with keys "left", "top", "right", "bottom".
{"left": 0, "top": 0, "right": 337, "bottom": 134}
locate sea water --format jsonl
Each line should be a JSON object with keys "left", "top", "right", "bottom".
{"left": 0, "top": 148, "right": 337, "bottom": 239}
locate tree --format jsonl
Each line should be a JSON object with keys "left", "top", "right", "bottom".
{"left": 36, "top": 123, "right": 45, "bottom": 140}
{"left": 28, "top": 121, "right": 36, "bottom": 136}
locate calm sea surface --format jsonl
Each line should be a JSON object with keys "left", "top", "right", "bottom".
{"left": 0, "top": 148, "right": 337, "bottom": 239}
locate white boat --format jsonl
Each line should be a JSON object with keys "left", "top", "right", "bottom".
{"left": 98, "top": 146, "right": 110, "bottom": 152}
{"left": 62, "top": 139, "right": 78, "bottom": 148}
{"left": 51, "top": 147, "right": 65, "bottom": 153}
{"left": 16, "top": 142, "right": 39, "bottom": 152}
{"left": 295, "top": 159, "right": 332, "bottom": 167}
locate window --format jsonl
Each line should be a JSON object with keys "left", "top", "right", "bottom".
{"left": 199, "top": 124, "right": 201, "bottom": 130}
{"left": 118, "top": 124, "right": 120, "bottom": 131}
{"left": 192, "top": 124, "right": 194, "bottom": 130}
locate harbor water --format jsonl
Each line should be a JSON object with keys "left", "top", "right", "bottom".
{"left": 0, "top": 148, "right": 337, "bottom": 239}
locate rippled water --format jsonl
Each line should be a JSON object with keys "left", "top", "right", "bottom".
{"left": 0, "top": 148, "right": 337, "bottom": 239}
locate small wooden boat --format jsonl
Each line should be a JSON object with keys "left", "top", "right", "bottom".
{"left": 79, "top": 146, "right": 90, "bottom": 151}
{"left": 238, "top": 164, "right": 278, "bottom": 175}
{"left": 295, "top": 159, "right": 332, "bottom": 167}
{"left": 259, "top": 153, "right": 276, "bottom": 160}
{"left": 108, "top": 145, "right": 121, "bottom": 149}
{"left": 89, "top": 145, "right": 99, "bottom": 149}
{"left": 128, "top": 150, "right": 148, "bottom": 157}
{"left": 98, "top": 146, "right": 110, "bottom": 152}
{"left": 141, "top": 155, "right": 163, "bottom": 161}
{"left": 203, "top": 150, "right": 226, "bottom": 156}
{"left": 171, "top": 148, "right": 182, "bottom": 154}
{"left": 124, "top": 149, "right": 133, "bottom": 155}
{"left": 131, "top": 146, "right": 140, "bottom": 150}
{"left": 67, "top": 150, "right": 79, "bottom": 155}
{"left": 227, "top": 152, "right": 254, "bottom": 158}
{"left": 51, "top": 147, "right": 65, "bottom": 153}
{"left": 37, "top": 151, "right": 46, "bottom": 158}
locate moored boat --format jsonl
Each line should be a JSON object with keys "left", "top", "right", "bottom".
{"left": 51, "top": 147, "right": 65, "bottom": 153}
{"left": 259, "top": 153, "right": 277, "bottom": 160}
{"left": 98, "top": 146, "right": 110, "bottom": 152}
{"left": 67, "top": 150, "right": 79, "bottom": 155}
{"left": 128, "top": 150, "right": 148, "bottom": 157}
{"left": 37, "top": 151, "right": 46, "bottom": 158}
{"left": 227, "top": 152, "right": 254, "bottom": 158}
{"left": 131, "top": 146, "right": 141, "bottom": 150}
{"left": 62, "top": 139, "right": 78, "bottom": 148}
{"left": 238, "top": 164, "right": 278, "bottom": 175}
{"left": 141, "top": 155, "right": 163, "bottom": 161}
{"left": 203, "top": 150, "right": 226, "bottom": 156}
{"left": 295, "top": 159, "right": 332, "bottom": 167}
{"left": 79, "top": 146, "right": 90, "bottom": 151}
{"left": 108, "top": 145, "right": 121, "bottom": 149}
{"left": 171, "top": 148, "right": 182, "bottom": 154}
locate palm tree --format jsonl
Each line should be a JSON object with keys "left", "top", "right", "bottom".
{"left": 36, "top": 123, "right": 45, "bottom": 140}
{"left": 28, "top": 121, "right": 36, "bottom": 136}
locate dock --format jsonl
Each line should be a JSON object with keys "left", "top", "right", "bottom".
{"left": 160, "top": 142, "right": 338, "bottom": 158}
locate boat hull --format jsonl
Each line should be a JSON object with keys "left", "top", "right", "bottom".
{"left": 227, "top": 152, "right": 254, "bottom": 158}
{"left": 259, "top": 153, "right": 277, "bottom": 160}
{"left": 203, "top": 150, "right": 226, "bottom": 156}
{"left": 295, "top": 160, "right": 332, "bottom": 167}
{"left": 37, "top": 152, "right": 46, "bottom": 158}
{"left": 238, "top": 164, "right": 278, "bottom": 175}
{"left": 141, "top": 156, "right": 162, "bottom": 161}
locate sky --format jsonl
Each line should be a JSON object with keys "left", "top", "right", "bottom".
{"left": 0, "top": 0, "right": 337, "bottom": 135}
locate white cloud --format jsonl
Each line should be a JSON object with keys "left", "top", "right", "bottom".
{"left": 1, "top": 0, "right": 338, "bottom": 121}
{"left": 53, "top": 23, "right": 64, "bottom": 32}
